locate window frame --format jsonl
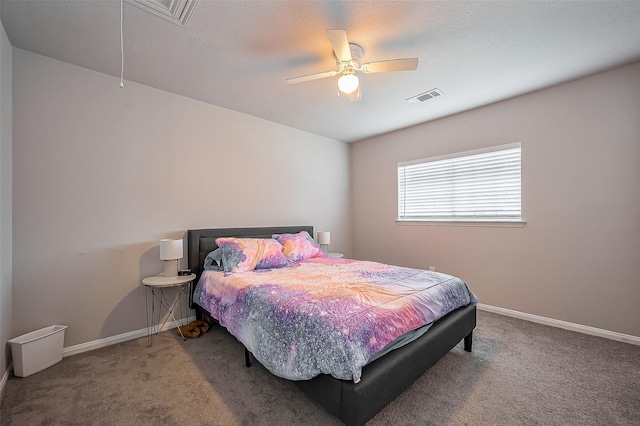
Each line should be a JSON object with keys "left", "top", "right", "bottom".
{"left": 397, "top": 142, "right": 526, "bottom": 227}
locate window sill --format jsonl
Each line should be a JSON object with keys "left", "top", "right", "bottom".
{"left": 396, "top": 220, "right": 527, "bottom": 228}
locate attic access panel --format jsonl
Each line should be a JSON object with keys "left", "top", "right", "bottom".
{"left": 126, "top": 0, "right": 198, "bottom": 27}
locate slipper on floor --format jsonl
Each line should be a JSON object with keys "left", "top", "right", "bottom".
{"left": 189, "top": 320, "right": 209, "bottom": 334}
{"left": 177, "top": 324, "right": 201, "bottom": 339}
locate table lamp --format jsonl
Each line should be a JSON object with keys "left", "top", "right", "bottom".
{"left": 160, "top": 238, "right": 183, "bottom": 277}
{"left": 317, "top": 231, "right": 330, "bottom": 254}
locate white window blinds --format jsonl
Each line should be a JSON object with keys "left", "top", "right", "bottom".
{"left": 398, "top": 143, "right": 521, "bottom": 222}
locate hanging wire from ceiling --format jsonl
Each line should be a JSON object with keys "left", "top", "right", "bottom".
{"left": 119, "top": 0, "right": 124, "bottom": 88}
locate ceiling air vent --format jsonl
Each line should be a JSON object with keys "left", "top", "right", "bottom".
{"left": 127, "top": 0, "right": 199, "bottom": 27}
{"left": 406, "top": 88, "right": 444, "bottom": 105}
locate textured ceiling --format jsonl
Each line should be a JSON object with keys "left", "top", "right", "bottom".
{"left": 2, "top": 0, "right": 640, "bottom": 142}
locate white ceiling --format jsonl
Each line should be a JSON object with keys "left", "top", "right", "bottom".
{"left": 2, "top": 0, "right": 640, "bottom": 142}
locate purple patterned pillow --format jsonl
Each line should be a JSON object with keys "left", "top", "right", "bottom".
{"left": 215, "top": 238, "right": 289, "bottom": 273}
{"left": 272, "top": 231, "right": 324, "bottom": 263}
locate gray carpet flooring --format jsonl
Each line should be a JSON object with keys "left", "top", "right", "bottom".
{"left": 1, "top": 310, "right": 639, "bottom": 425}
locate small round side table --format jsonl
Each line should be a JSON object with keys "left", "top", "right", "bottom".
{"left": 143, "top": 273, "right": 196, "bottom": 347}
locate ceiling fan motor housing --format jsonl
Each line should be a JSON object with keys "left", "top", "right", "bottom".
{"left": 349, "top": 44, "right": 363, "bottom": 64}
{"left": 337, "top": 44, "right": 363, "bottom": 72}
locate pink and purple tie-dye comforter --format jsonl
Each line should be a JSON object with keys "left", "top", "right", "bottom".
{"left": 193, "top": 257, "right": 476, "bottom": 382}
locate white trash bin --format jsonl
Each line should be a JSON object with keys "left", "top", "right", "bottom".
{"left": 7, "top": 325, "right": 68, "bottom": 377}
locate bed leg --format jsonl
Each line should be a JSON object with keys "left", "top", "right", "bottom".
{"left": 245, "top": 347, "right": 252, "bottom": 367}
{"left": 464, "top": 331, "right": 473, "bottom": 352}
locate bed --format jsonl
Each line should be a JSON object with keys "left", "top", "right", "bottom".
{"left": 188, "top": 226, "right": 476, "bottom": 426}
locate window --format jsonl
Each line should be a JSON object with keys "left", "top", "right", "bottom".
{"left": 398, "top": 143, "right": 521, "bottom": 223}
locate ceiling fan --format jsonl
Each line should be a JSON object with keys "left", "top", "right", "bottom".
{"left": 287, "top": 30, "right": 419, "bottom": 102}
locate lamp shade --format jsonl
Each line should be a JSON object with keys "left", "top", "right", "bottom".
{"left": 159, "top": 239, "right": 183, "bottom": 260}
{"left": 317, "top": 232, "right": 331, "bottom": 245}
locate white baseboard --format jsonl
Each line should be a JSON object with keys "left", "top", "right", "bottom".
{"left": 478, "top": 303, "right": 640, "bottom": 346}
{"left": 63, "top": 316, "right": 196, "bottom": 357}
{"left": 52, "top": 305, "right": 640, "bottom": 359}
{"left": 0, "top": 362, "right": 12, "bottom": 395}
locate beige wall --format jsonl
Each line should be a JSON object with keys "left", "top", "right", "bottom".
{"left": 12, "top": 49, "right": 351, "bottom": 347}
{"left": 351, "top": 62, "right": 640, "bottom": 337}
{"left": 9, "top": 47, "right": 640, "bottom": 353}
{"left": 0, "top": 18, "right": 13, "bottom": 379}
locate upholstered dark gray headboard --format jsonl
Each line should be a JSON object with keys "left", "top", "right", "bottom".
{"left": 187, "top": 226, "right": 314, "bottom": 284}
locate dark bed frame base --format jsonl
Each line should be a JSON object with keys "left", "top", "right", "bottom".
{"left": 295, "top": 304, "right": 475, "bottom": 426}
{"left": 187, "top": 226, "right": 476, "bottom": 426}
{"left": 241, "top": 305, "right": 475, "bottom": 426}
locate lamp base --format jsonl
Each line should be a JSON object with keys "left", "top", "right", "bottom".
{"left": 320, "top": 244, "right": 329, "bottom": 255}
{"left": 163, "top": 259, "right": 179, "bottom": 277}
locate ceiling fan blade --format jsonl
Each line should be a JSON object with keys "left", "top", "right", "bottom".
{"left": 287, "top": 70, "right": 338, "bottom": 84}
{"left": 360, "top": 58, "right": 418, "bottom": 73}
{"left": 326, "top": 29, "right": 352, "bottom": 62}
{"left": 348, "top": 88, "right": 362, "bottom": 103}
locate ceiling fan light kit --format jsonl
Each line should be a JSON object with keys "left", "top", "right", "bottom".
{"left": 338, "top": 73, "right": 359, "bottom": 94}
{"left": 287, "top": 30, "right": 419, "bottom": 101}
